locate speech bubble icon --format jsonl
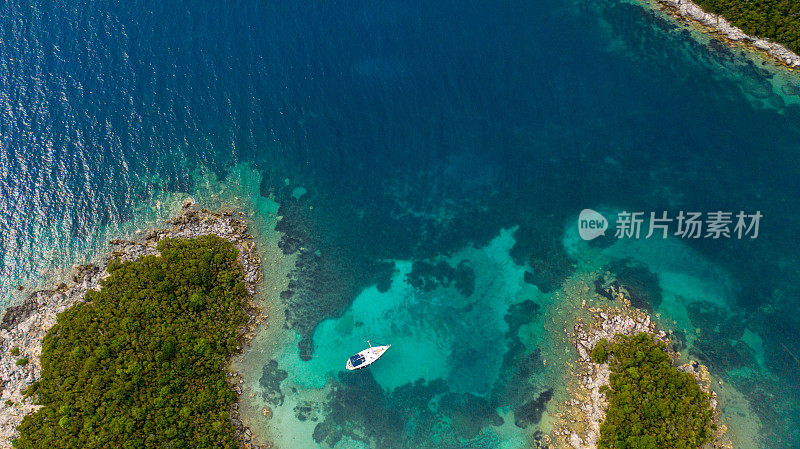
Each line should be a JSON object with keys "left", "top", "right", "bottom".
{"left": 578, "top": 209, "right": 608, "bottom": 241}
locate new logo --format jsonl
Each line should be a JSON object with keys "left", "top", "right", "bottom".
{"left": 578, "top": 209, "right": 608, "bottom": 241}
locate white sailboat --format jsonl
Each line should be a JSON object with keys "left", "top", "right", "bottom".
{"left": 346, "top": 341, "right": 391, "bottom": 370}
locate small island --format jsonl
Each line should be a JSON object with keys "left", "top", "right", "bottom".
{"left": 552, "top": 282, "right": 730, "bottom": 449}
{"left": 0, "top": 203, "right": 266, "bottom": 449}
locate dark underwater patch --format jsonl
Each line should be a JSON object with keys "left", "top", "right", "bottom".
{"left": 594, "top": 274, "right": 619, "bottom": 302}
{"left": 667, "top": 327, "right": 687, "bottom": 353}
{"left": 603, "top": 259, "right": 663, "bottom": 310}
{"left": 484, "top": 300, "right": 551, "bottom": 430}
{"left": 438, "top": 392, "right": 504, "bottom": 439}
{"left": 757, "top": 311, "right": 800, "bottom": 380}
{"left": 274, "top": 196, "right": 395, "bottom": 360}
{"left": 313, "top": 371, "right": 405, "bottom": 447}
{"left": 406, "top": 259, "right": 475, "bottom": 297}
{"left": 294, "top": 400, "right": 320, "bottom": 423}
{"left": 514, "top": 388, "right": 553, "bottom": 428}
{"left": 708, "top": 38, "right": 735, "bottom": 62}
{"left": 687, "top": 301, "right": 753, "bottom": 372}
{"left": 510, "top": 222, "right": 575, "bottom": 293}
{"left": 505, "top": 300, "right": 541, "bottom": 334}
{"left": 259, "top": 359, "right": 288, "bottom": 406}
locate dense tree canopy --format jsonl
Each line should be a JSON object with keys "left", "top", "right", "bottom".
{"left": 597, "top": 333, "right": 714, "bottom": 449}
{"left": 694, "top": 0, "right": 800, "bottom": 54}
{"left": 13, "top": 236, "right": 249, "bottom": 449}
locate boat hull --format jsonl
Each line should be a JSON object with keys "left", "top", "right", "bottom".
{"left": 346, "top": 345, "right": 391, "bottom": 370}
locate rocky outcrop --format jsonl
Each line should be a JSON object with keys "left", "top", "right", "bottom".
{"left": 0, "top": 200, "right": 265, "bottom": 449}
{"left": 656, "top": 0, "right": 800, "bottom": 68}
{"left": 553, "top": 285, "right": 729, "bottom": 449}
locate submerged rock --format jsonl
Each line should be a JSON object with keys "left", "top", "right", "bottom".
{"left": 406, "top": 258, "right": 476, "bottom": 297}
{"left": 600, "top": 260, "right": 662, "bottom": 310}
{"left": 259, "top": 360, "right": 288, "bottom": 406}
{"left": 514, "top": 388, "right": 554, "bottom": 428}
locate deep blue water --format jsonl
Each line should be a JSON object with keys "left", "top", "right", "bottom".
{"left": 2, "top": 0, "right": 800, "bottom": 447}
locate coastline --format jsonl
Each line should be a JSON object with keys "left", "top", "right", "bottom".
{"left": 0, "top": 201, "right": 266, "bottom": 449}
{"left": 651, "top": 0, "right": 800, "bottom": 69}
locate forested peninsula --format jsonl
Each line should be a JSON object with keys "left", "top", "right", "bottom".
{"left": 0, "top": 204, "right": 266, "bottom": 449}
{"left": 694, "top": 0, "right": 800, "bottom": 54}
{"left": 656, "top": 0, "right": 800, "bottom": 68}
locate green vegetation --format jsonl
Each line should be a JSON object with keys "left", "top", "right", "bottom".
{"left": 16, "top": 357, "right": 29, "bottom": 367}
{"left": 598, "top": 333, "right": 713, "bottom": 449}
{"left": 590, "top": 338, "right": 610, "bottom": 364}
{"left": 693, "top": 0, "right": 800, "bottom": 54}
{"left": 6, "top": 400, "right": 14, "bottom": 407}
{"left": 13, "top": 236, "right": 249, "bottom": 449}
{"left": 10, "top": 346, "right": 20, "bottom": 356}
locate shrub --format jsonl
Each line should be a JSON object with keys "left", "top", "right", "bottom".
{"left": 16, "top": 357, "right": 29, "bottom": 367}
{"left": 10, "top": 346, "right": 20, "bottom": 356}
{"left": 13, "top": 236, "right": 249, "bottom": 449}
{"left": 105, "top": 257, "right": 122, "bottom": 273}
{"left": 590, "top": 338, "right": 609, "bottom": 364}
{"left": 598, "top": 333, "right": 713, "bottom": 449}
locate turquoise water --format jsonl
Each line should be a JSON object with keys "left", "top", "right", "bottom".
{"left": 3, "top": 0, "right": 800, "bottom": 447}
{"left": 259, "top": 230, "right": 551, "bottom": 447}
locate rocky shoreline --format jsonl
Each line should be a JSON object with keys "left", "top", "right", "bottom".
{"left": 552, "top": 283, "right": 731, "bottom": 449}
{"left": 653, "top": 0, "right": 800, "bottom": 69}
{"left": 0, "top": 200, "right": 268, "bottom": 449}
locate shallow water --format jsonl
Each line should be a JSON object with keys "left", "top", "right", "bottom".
{"left": 249, "top": 230, "right": 550, "bottom": 448}
{"left": 2, "top": 0, "right": 800, "bottom": 447}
